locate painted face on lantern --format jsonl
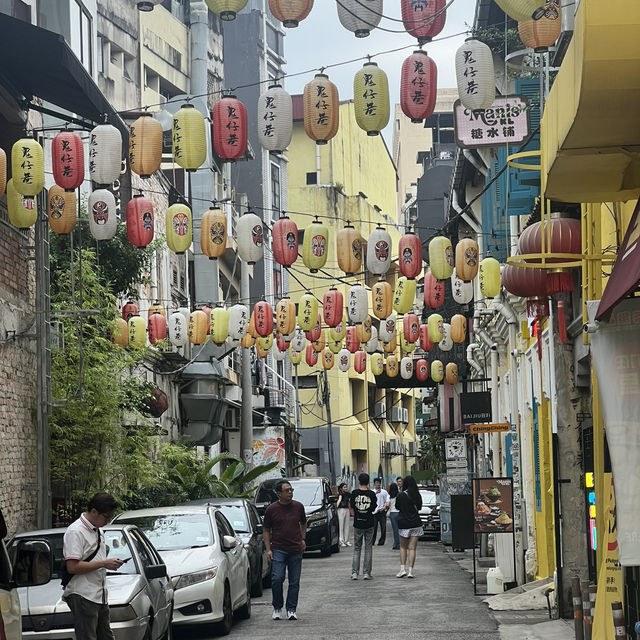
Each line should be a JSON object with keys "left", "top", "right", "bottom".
{"left": 311, "top": 234, "right": 326, "bottom": 257}
{"left": 465, "top": 246, "right": 478, "bottom": 266}
{"left": 50, "top": 194, "right": 65, "bottom": 219}
{"left": 286, "top": 232, "right": 296, "bottom": 249}
{"left": 340, "top": 355, "right": 348, "bottom": 366}
{"left": 211, "top": 221, "right": 225, "bottom": 244}
{"left": 411, "top": 321, "right": 418, "bottom": 335}
{"left": 386, "top": 319, "right": 395, "bottom": 333}
{"left": 411, "top": 0, "right": 428, "bottom": 11}
{"left": 142, "top": 211, "right": 153, "bottom": 231}
{"left": 405, "top": 362, "right": 412, "bottom": 373}
{"left": 173, "top": 213, "right": 188, "bottom": 236}
{"left": 352, "top": 240, "right": 362, "bottom": 260}
{"left": 445, "top": 245, "right": 454, "bottom": 266}
{"left": 402, "top": 247, "right": 413, "bottom": 264}
{"left": 92, "top": 200, "right": 109, "bottom": 225}
{"left": 375, "top": 240, "right": 389, "bottom": 261}
{"left": 252, "top": 224, "right": 264, "bottom": 247}
{"left": 438, "top": 320, "right": 444, "bottom": 334}
{"left": 324, "top": 352, "right": 332, "bottom": 364}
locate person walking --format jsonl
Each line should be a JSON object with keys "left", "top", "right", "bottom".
{"left": 262, "top": 480, "right": 307, "bottom": 621}
{"left": 350, "top": 473, "right": 377, "bottom": 580}
{"left": 395, "top": 476, "right": 423, "bottom": 578}
{"left": 388, "top": 482, "right": 400, "bottom": 550}
{"left": 371, "top": 477, "right": 390, "bottom": 546}
{"left": 63, "top": 492, "right": 124, "bottom": 640}
{"left": 336, "top": 482, "right": 352, "bottom": 547}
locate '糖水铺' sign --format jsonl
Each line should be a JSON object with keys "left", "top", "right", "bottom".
{"left": 454, "top": 96, "right": 530, "bottom": 149}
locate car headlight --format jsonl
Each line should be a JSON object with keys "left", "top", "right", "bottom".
{"left": 307, "top": 513, "right": 327, "bottom": 528}
{"left": 172, "top": 567, "right": 218, "bottom": 590}
{"left": 109, "top": 604, "right": 137, "bottom": 622}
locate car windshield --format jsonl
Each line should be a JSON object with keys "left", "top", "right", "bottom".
{"left": 289, "top": 481, "right": 323, "bottom": 506}
{"left": 217, "top": 505, "right": 249, "bottom": 534}
{"left": 256, "top": 487, "right": 277, "bottom": 503}
{"left": 115, "top": 513, "right": 213, "bottom": 551}
{"left": 419, "top": 490, "right": 437, "bottom": 506}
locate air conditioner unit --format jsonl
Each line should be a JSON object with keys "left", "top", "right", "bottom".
{"left": 391, "top": 406, "right": 403, "bottom": 422}
{"left": 402, "top": 408, "right": 409, "bottom": 423}
{"left": 408, "top": 441, "right": 416, "bottom": 456}
{"left": 373, "top": 402, "right": 386, "bottom": 420}
{"left": 389, "top": 438, "right": 398, "bottom": 453}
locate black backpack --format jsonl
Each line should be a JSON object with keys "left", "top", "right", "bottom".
{"left": 60, "top": 536, "right": 100, "bottom": 588}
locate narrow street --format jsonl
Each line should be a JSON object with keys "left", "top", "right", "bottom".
{"left": 175, "top": 540, "right": 499, "bottom": 640}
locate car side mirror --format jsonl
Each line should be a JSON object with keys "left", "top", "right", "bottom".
{"left": 255, "top": 523, "right": 263, "bottom": 534}
{"left": 222, "top": 535, "right": 238, "bottom": 551}
{"left": 144, "top": 564, "right": 168, "bottom": 580}
{"left": 327, "top": 495, "right": 337, "bottom": 504}
{"left": 13, "top": 540, "right": 52, "bottom": 587}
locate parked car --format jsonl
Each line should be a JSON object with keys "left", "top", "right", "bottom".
{"left": 418, "top": 485, "right": 441, "bottom": 540}
{"left": 185, "top": 498, "right": 270, "bottom": 597}
{"left": 254, "top": 477, "right": 340, "bottom": 556}
{"left": 9, "top": 524, "right": 173, "bottom": 640}
{"left": 113, "top": 505, "right": 250, "bottom": 635}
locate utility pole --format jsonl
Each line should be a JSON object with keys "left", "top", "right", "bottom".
{"left": 240, "top": 258, "right": 253, "bottom": 470}
{"left": 322, "top": 369, "right": 335, "bottom": 485}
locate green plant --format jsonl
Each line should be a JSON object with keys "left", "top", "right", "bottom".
{"left": 416, "top": 431, "right": 445, "bottom": 484}
{"left": 474, "top": 24, "right": 523, "bottom": 57}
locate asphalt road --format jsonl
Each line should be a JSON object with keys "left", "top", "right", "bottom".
{"left": 174, "top": 539, "right": 500, "bottom": 640}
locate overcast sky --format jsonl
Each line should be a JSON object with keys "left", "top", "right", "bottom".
{"left": 282, "top": 1, "right": 473, "bottom": 143}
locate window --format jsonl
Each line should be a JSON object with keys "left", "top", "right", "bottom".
{"left": 271, "top": 163, "right": 281, "bottom": 211}
{"left": 96, "top": 35, "right": 104, "bottom": 74}
{"left": 266, "top": 24, "right": 283, "bottom": 56}
{"left": 273, "top": 267, "right": 282, "bottom": 299}
{"left": 69, "top": 1, "right": 92, "bottom": 73}
{"left": 306, "top": 172, "right": 318, "bottom": 185}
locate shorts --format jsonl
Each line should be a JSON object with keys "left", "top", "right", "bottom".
{"left": 399, "top": 527, "right": 423, "bottom": 538}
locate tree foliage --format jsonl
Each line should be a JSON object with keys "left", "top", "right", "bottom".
{"left": 416, "top": 431, "right": 445, "bottom": 485}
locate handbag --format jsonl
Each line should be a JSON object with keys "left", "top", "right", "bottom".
{"left": 61, "top": 530, "right": 100, "bottom": 588}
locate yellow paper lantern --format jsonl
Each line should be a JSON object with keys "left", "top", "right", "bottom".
{"left": 129, "top": 113, "right": 162, "bottom": 177}
{"left": 353, "top": 62, "right": 390, "bottom": 136}
{"left": 6, "top": 179, "right": 37, "bottom": 228}
{"left": 247, "top": 311, "right": 258, "bottom": 339}
{"left": 383, "top": 334, "right": 397, "bottom": 353}
{"left": 276, "top": 298, "right": 297, "bottom": 336}
{"left": 210, "top": 307, "right": 230, "bottom": 345}
{"left": 431, "top": 359, "right": 444, "bottom": 383}
{"left": 241, "top": 332, "right": 255, "bottom": 348}
{"left": 321, "top": 347, "right": 335, "bottom": 370}
{"left": 11, "top": 138, "right": 44, "bottom": 197}
{"left": 303, "top": 73, "right": 339, "bottom": 144}
{"left": 172, "top": 104, "right": 207, "bottom": 171}
{"left": 188, "top": 310, "right": 209, "bottom": 344}
{"left": 166, "top": 203, "right": 192, "bottom": 254}
{"left": 446, "top": 362, "right": 459, "bottom": 385}
{"left": 455, "top": 238, "right": 479, "bottom": 282}
{"left": 128, "top": 315, "right": 147, "bottom": 348}
{"left": 329, "top": 314, "right": 347, "bottom": 342}
{"left": 451, "top": 314, "right": 467, "bottom": 344}
{"left": 48, "top": 185, "right": 77, "bottom": 234}
{"left": 393, "top": 276, "right": 416, "bottom": 314}
{"left": 328, "top": 337, "right": 343, "bottom": 354}
{"left": 385, "top": 353, "right": 399, "bottom": 377}
{"left": 427, "top": 313, "right": 444, "bottom": 343}
{"left": 479, "top": 257, "right": 502, "bottom": 299}
{"left": 372, "top": 280, "right": 393, "bottom": 320}
{"left": 400, "top": 332, "right": 416, "bottom": 354}
{"left": 356, "top": 315, "right": 373, "bottom": 344}
{"left": 206, "top": 0, "right": 248, "bottom": 20}
{"left": 111, "top": 317, "right": 128, "bottom": 348}
{"left": 147, "top": 303, "right": 165, "bottom": 320}
{"left": 371, "top": 352, "right": 384, "bottom": 376}
{"left": 297, "top": 292, "right": 319, "bottom": 332}
{"left": 336, "top": 222, "right": 363, "bottom": 275}
{"left": 256, "top": 341, "right": 270, "bottom": 358}
{"left": 312, "top": 329, "right": 326, "bottom": 352}
{"left": 429, "top": 236, "right": 454, "bottom": 281}
{"left": 289, "top": 345, "right": 303, "bottom": 365}
{"left": 494, "top": 0, "right": 545, "bottom": 22}
{"left": 519, "top": 0, "right": 561, "bottom": 52}
{"left": 0, "top": 148, "right": 6, "bottom": 197}
{"left": 200, "top": 207, "right": 227, "bottom": 259}
{"left": 257, "top": 333, "right": 274, "bottom": 351}
{"left": 302, "top": 217, "right": 329, "bottom": 272}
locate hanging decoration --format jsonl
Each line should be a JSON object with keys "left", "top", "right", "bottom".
{"left": 273, "top": 344, "right": 288, "bottom": 361}
{"left": 353, "top": 62, "right": 390, "bottom": 136}
{"left": 247, "top": 310, "right": 258, "bottom": 338}
{"left": 403, "top": 313, "right": 420, "bottom": 344}
{"left": 111, "top": 317, "right": 128, "bottom": 348}
{"left": 242, "top": 332, "right": 255, "bottom": 348}
{"left": 236, "top": 210, "right": 264, "bottom": 264}
{"left": 126, "top": 193, "right": 154, "bottom": 248}
{"left": 88, "top": 189, "right": 118, "bottom": 240}
{"left": 256, "top": 337, "right": 271, "bottom": 359}
{"left": 212, "top": 95, "right": 248, "bottom": 161}
{"left": 272, "top": 214, "right": 298, "bottom": 266}
{"left": 502, "top": 263, "right": 551, "bottom": 317}
{"left": 268, "top": 0, "right": 313, "bottom": 28}
{"left": 228, "top": 304, "right": 250, "bottom": 339}
{"left": 323, "top": 288, "right": 343, "bottom": 328}
{"left": 379, "top": 314, "right": 397, "bottom": 343}
{"left": 427, "top": 313, "right": 444, "bottom": 343}
{"left": 258, "top": 333, "right": 274, "bottom": 352}
{"left": 12, "top": 138, "right": 44, "bottom": 198}
{"left": 401, "top": 0, "right": 446, "bottom": 44}
{"left": 398, "top": 230, "right": 423, "bottom": 279}
{"left": 419, "top": 323, "right": 434, "bottom": 352}
{"left": 455, "top": 38, "right": 495, "bottom": 111}
{"left": 429, "top": 236, "right": 454, "bottom": 280}
{"left": 329, "top": 314, "right": 347, "bottom": 341}
{"left": 479, "top": 257, "right": 502, "bottom": 299}
{"left": 128, "top": 315, "right": 147, "bottom": 348}
{"left": 303, "top": 73, "right": 339, "bottom": 144}
{"left": 424, "top": 270, "right": 445, "bottom": 309}
{"left": 431, "top": 359, "right": 444, "bottom": 383}
{"left": 312, "top": 329, "right": 326, "bottom": 352}
{"left": 205, "top": 0, "right": 248, "bottom": 21}
{"left": 386, "top": 354, "right": 399, "bottom": 377}
{"left": 0, "top": 148, "right": 6, "bottom": 197}
{"left": 253, "top": 301, "right": 274, "bottom": 337}
{"left": 337, "top": 222, "right": 363, "bottom": 275}
{"left": 455, "top": 238, "right": 479, "bottom": 281}
{"left": 364, "top": 326, "right": 379, "bottom": 354}
{"left": 52, "top": 130, "right": 84, "bottom": 191}
{"left": 148, "top": 313, "right": 167, "bottom": 346}
{"left": 383, "top": 335, "right": 397, "bottom": 353}
{"left": 337, "top": 0, "right": 382, "bottom": 37}
{"left": 367, "top": 225, "right": 392, "bottom": 275}
{"left": 354, "top": 351, "right": 367, "bottom": 374}
{"left": 305, "top": 314, "right": 322, "bottom": 342}
{"left": 401, "top": 356, "right": 414, "bottom": 380}
{"left": 148, "top": 302, "right": 165, "bottom": 319}
{"left": 400, "top": 331, "right": 416, "bottom": 354}
{"left": 48, "top": 185, "right": 77, "bottom": 234}
{"left": 372, "top": 280, "right": 392, "bottom": 320}
{"left": 345, "top": 326, "right": 360, "bottom": 353}
{"left": 347, "top": 284, "right": 369, "bottom": 324}
{"left": 172, "top": 103, "right": 206, "bottom": 171}
{"left": 129, "top": 113, "right": 162, "bottom": 178}
{"left": 302, "top": 216, "right": 329, "bottom": 272}
{"left": 322, "top": 347, "right": 335, "bottom": 369}
{"left": 168, "top": 311, "right": 188, "bottom": 347}
{"left": 356, "top": 315, "right": 373, "bottom": 344}
{"left": 518, "top": 0, "right": 561, "bottom": 51}
{"left": 88, "top": 123, "right": 122, "bottom": 186}
{"left": 338, "top": 348, "right": 351, "bottom": 372}
{"left": 445, "top": 362, "right": 459, "bottom": 385}
{"left": 450, "top": 314, "right": 467, "bottom": 343}
{"left": 122, "top": 301, "right": 139, "bottom": 322}
{"left": 291, "top": 328, "right": 307, "bottom": 352}
{"left": 371, "top": 352, "right": 384, "bottom": 376}
{"left": 328, "top": 336, "right": 343, "bottom": 354}
{"left": 189, "top": 309, "right": 209, "bottom": 344}
{"left": 416, "top": 358, "right": 429, "bottom": 382}
{"left": 200, "top": 206, "right": 227, "bottom": 259}
{"left": 451, "top": 269, "right": 474, "bottom": 305}
{"left": 289, "top": 345, "right": 303, "bottom": 365}
{"left": 393, "top": 277, "right": 416, "bottom": 315}
{"left": 210, "top": 307, "right": 230, "bottom": 345}
{"left": 400, "top": 50, "right": 437, "bottom": 122}
{"left": 298, "top": 293, "right": 319, "bottom": 332}
{"left": 439, "top": 323, "right": 453, "bottom": 351}
{"left": 276, "top": 298, "right": 297, "bottom": 336}
{"left": 166, "top": 203, "right": 192, "bottom": 254}
{"left": 493, "top": 0, "right": 546, "bottom": 23}
{"left": 258, "top": 83, "right": 293, "bottom": 152}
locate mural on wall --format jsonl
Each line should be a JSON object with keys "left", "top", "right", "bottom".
{"left": 252, "top": 425, "right": 286, "bottom": 478}
{"left": 337, "top": 464, "right": 361, "bottom": 490}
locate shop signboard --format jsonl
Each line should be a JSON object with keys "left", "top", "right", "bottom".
{"left": 473, "top": 477, "right": 514, "bottom": 534}
{"left": 460, "top": 391, "right": 492, "bottom": 424}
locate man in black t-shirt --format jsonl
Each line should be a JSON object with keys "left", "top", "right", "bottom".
{"left": 349, "top": 473, "right": 377, "bottom": 580}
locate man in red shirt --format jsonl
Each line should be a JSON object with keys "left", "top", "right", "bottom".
{"left": 262, "top": 480, "right": 307, "bottom": 621}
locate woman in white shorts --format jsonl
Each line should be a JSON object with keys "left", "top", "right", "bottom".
{"left": 395, "top": 476, "right": 423, "bottom": 578}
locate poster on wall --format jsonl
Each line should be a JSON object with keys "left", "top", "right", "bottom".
{"left": 473, "top": 477, "right": 514, "bottom": 534}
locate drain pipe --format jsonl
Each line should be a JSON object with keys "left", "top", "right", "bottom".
{"left": 490, "top": 344, "right": 500, "bottom": 476}
{"left": 467, "top": 343, "right": 484, "bottom": 375}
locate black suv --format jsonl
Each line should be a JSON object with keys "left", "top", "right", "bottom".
{"left": 418, "top": 485, "right": 441, "bottom": 540}
{"left": 254, "top": 477, "right": 341, "bottom": 556}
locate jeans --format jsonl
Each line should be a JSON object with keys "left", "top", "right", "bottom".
{"left": 351, "top": 526, "right": 374, "bottom": 575}
{"left": 372, "top": 512, "right": 387, "bottom": 545}
{"left": 338, "top": 508, "right": 351, "bottom": 543}
{"left": 390, "top": 511, "right": 400, "bottom": 548}
{"left": 66, "top": 594, "right": 114, "bottom": 640}
{"left": 271, "top": 549, "right": 303, "bottom": 613}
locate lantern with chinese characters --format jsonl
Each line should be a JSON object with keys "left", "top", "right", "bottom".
{"left": 419, "top": 323, "right": 435, "bottom": 352}
{"left": 12, "top": 138, "right": 44, "bottom": 198}
{"left": 297, "top": 293, "right": 319, "bottom": 332}
{"left": 305, "top": 314, "right": 322, "bottom": 342}
{"left": 455, "top": 38, "right": 495, "bottom": 111}
{"left": 328, "top": 337, "right": 343, "bottom": 354}
{"left": 268, "top": 0, "right": 313, "bottom": 28}
{"left": 386, "top": 354, "right": 399, "bottom": 377}
{"left": 168, "top": 311, "right": 188, "bottom": 347}
{"left": 401, "top": 50, "right": 437, "bottom": 122}
{"left": 424, "top": 270, "right": 445, "bottom": 309}
{"left": 122, "top": 301, "right": 138, "bottom": 322}
{"left": 48, "top": 185, "right": 76, "bottom": 234}
{"left": 371, "top": 352, "right": 384, "bottom": 376}
{"left": 400, "top": 331, "right": 416, "bottom": 354}
{"left": 166, "top": 203, "right": 192, "bottom": 254}
{"left": 455, "top": 238, "right": 479, "bottom": 281}
{"left": 236, "top": 211, "right": 264, "bottom": 264}
{"left": 427, "top": 313, "right": 443, "bottom": 342}
{"left": 126, "top": 193, "right": 154, "bottom": 248}
{"left": 519, "top": 0, "right": 561, "bottom": 52}
{"left": 289, "top": 345, "right": 303, "bottom": 365}
{"left": 364, "top": 326, "right": 379, "bottom": 354}
{"left": 272, "top": 215, "right": 298, "bottom": 267}
{"left": 451, "top": 314, "right": 467, "bottom": 343}
{"left": 383, "top": 335, "right": 397, "bottom": 353}
{"left": 494, "top": 0, "right": 545, "bottom": 22}
{"left": 403, "top": 313, "right": 420, "bottom": 344}
{"left": 88, "top": 124, "right": 122, "bottom": 185}
{"left": 253, "top": 301, "right": 274, "bottom": 337}
{"left": 129, "top": 113, "right": 162, "bottom": 178}
{"left": 212, "top": 96, "right": 248, "bottom": 161}
{"left": 321, "top": 347, "right": 335, "bottom": 369}
{"left": 172, "top": 103, "right": 206, "bottom": 171}
{"left": 398, "top": 231, "right": 423, "bottom": 279}
{"left": 200, "top": 206, "right": 227, "bottom": 259}
{"left": 305, "top": 343, "right": 318, "bottom": 367}
{"left": 242, "top": 332, "right": 255, "bottom": 348}
{"left": 88, "top": 189, "right": 117, "bottom": 240}
{"left": 276, "top": 298, "right": 296, "bottom": 336}
{"left": 312, "top": 329, "right": 326, "bottom": 353}
{"left": 206, "top": 0, "right": 247, "bottom": 20}
{"left": 302, "top": 217, "right": 329, "bottom": 272}
{"left": 337, "top": 0, "right": 382, "bottom": 37}
{"left": 256, "top": 340, "right": 270, "bottom": 359}
{"left": 446, "top": 362, "right": 458, "bottom": 385}
{"left": 429, "top": 236, "right": 454, "bottom": 280}
{"left": 416, "top": 358, "right": 429, "bottom": 382}
{"left": 228, "top": 304, "right": 250, "bottom": 339}
{"left": 210, "top": 307, "right": 230, "bottom": 345}
{"left": 451, "top": 269, "right": 474, "bottom": 305}
{"left": 201, "top": 306, "right": 212, "bottom": 333}
{"left": 347, "top": 285, "right": 368, "bottom": 324}
{"left": 479, "top": 257, "right": 501, "bottom": 299}
{"left": 276, "top": 334, "right": 289, "bottom": 352}
{"left": 0, "top": 148, "right": 6, "bottom": 197}
{"left": 148, "top": 313, "right": 167, "bottom": 346}
{"left": 323, "top": 288, "right": 343, "bottom": 328}
{"left": 337, "top": 349, "right": 351, "bottom": 372}
{"left": 354, "top": 351, "right": 366, "bottom": 374}
{"left": 401, "top": 0, "right": 446, "bottom": 44}
{"left": 247, "top": 311, "right": 258, "bottom": 338}
{"left": 354, "top": 62, "right": 390, "bottom": 136}
{"left": 329, "top": 314, "right": 347, "bottom": 341}
{"left": 257, "top": 333, "right": 274, "bottom": 352}
{"left": 273, "top": 344, "right": 287, "bottom": 361}
{"left": 148, "top": 302, "right": 165, "bottom": 319}
{"left": 128, "top": 315, "right": 147, "bottom": 348}
{"left": 431, "top": 359, "right": 444, "bottom": 383}
{"left": 371, "top": 280, "right": 391, "bottom": 320}
{"left": 502, "top": 263, "right": 551, "bottom": 317}
{"left": 379, "top": 314, "right": 397, "bottom": 343}
{"left": 291, "top": 327, "right": 307, "bottom": 352}
{"left": 52, "top": 130, "right": 84, "bottom": 191}
{"left": 367, "top": 225, "right": 392, "bottom": 275}
{"left": 257, "top": 83, "right": 293, "bottom": 152}
{"left": 439, "top": 323, "right": 453, "bottom": 351}
{"left": 188, "top": 310, "right": 209, "bottom": 344}
{"left": 345, "top": 326, "right": 360, "bottom": 354}
{"left": 400, "top": 356, "right": 414, "bottom": 380}
{"left": 111, "top": 317, "right": 128, "bottom": 348}
{"left": 356, "top": 315, "right": 373, "bottom": 344}
{"left": 337, "top": 222, "right": 363, "bottom": 275}
{"left": 303, "top": 74, "right": 339, "bottom": 144}
{"left": 393, "top": 277, "right": 416, "bottom": 315}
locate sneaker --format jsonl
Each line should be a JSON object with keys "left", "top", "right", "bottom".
{"left": 287, "top": 611, "right": 298, "bottom": 620}
{"left": 396, "top": 569, "right": 407, "bottom": 578}
{"left": 363, "top": 573, "right": 371, "bottom": 580}
{"left": 272, "top": 609, "right": 282, "bottom": 620}
{"left": 351, "top": 572, "right": 359, "bottom": 580}
{"left": 407, "top": 569, "right": 415, "bottom": 578}
{"left": 346, "top": 541, "right": 352, "bottom": 546}
{"left": 340, "top": 541, "right": 347, "bottom": 547}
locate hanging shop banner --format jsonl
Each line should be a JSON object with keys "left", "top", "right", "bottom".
{"left": 460, "top": 391, "right": 492, "bottom": 424}
{"left": 473, "top": 477, "right": 514, "bottom": 534}
{"left": 454, "top": 95, "right": 530, "bottom": 149}
{"left": 469, "top": 422, "right": 510, "bottom": 434}
{"left": 590, "top": 298, "right": 640, "bottom": 565}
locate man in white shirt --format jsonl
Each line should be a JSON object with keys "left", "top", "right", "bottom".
{"left": 371, "top": 478, "right": 390, "bottom": 546}
{"left": 63, "top": 493, "right": 124, "bottom": 640}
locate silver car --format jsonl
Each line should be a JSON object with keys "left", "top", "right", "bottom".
{"left": 10, "top": 525, "right": 174, "bottom": 640}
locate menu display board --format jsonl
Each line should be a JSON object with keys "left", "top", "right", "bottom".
{"left": 473, "top": 477, "right": 514, "bottom": 534}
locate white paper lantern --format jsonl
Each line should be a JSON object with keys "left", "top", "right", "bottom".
{"left": 168, "top": 311, "right": 188, "bottom": 347}
{"left": 337, "top": 348, "right": 351, "bottom": 372}
{"left": 451, "top": 269, "right": 474, "bottom": 304}
{"left": 228, "top": 304, "right": 250, "bottom": 339}
{"left": 378, "top": 314, "right": 397, "bottom": 343}
{"left": 439, "top": 323, "right": 453, "bottom": 352}
{"left": 273, "top": 346, "right": 287, "bottom": 361}
{"left": 226, "top": 336, "right": 241, "bottom": 349}
{"left": 88, "top": 189, "right": 117, "bottom": 240}
{"left": 366, "top": 225, "right": 392, "bottom": 275}
{"left": 291, "top": 327, "right": 306, "bottom": 352}
{"left": 337, "top": 0, "right": 382, "bottom": 37}
{"left": 364, "top": 325, "right": 379, "bottom": 354}
{"left": 347, "top": 285, "right": 368, "bottom": 324}
{"left": 400, "top": 356, "right": 414, "bottom": 380}
{"left": 455, "top": 38, "right": 495, "bottom": 111}
{"left": 236, "top": 212, "right": 264, "bottom": 264}
{"left": 257, "top": 83, "right": 293, "bottom": 153}
{"left": 89, "top": 123, "right": 122, "bottom": 185}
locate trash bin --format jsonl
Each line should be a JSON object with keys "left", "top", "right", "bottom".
{"left": 486, "top": 566, "right": 504, "bottom": 594}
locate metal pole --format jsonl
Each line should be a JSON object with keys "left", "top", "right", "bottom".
{"left": 552, "top": 433, "right": 565, "bottom": 616}
{"left": 240, "top": 260, "right": 253, "bottom": 469}
{"left": 571, "top": 576, "right": 585, "bottom": 640}
{"left": 581, "top": 580, "right": 592, "bottom": 640}
{"left": 322, "top": 369, "right": 335, "bottom": 485}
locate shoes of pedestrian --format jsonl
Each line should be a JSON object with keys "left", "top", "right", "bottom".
{"left": 351, "top": 572, "right": 358, "bottom": 580}
{"left": 340, "top": 541, "right": 347, "bottom": 547}
{"left": 363, "top": 573, "right": 372, "bottom": 580}
{"left": 287, "top": 611, "right": 298, "bottom": 620}
{"left": 346, "top": 541, "right": 352, "bottom": 546}
{"left": 272, "top": 608, "right": 282, "bottom": 620}
{"left": 377, "top": 542, "right": 385, "bottom": 546}
{"left": 392, "top": 546, "right": 400, "bottom": 550}
{"left": 396, "top": 569, "right": 407, "bottom": 578}
{"left": 407, "top": 569, "right": 414, "bottom": 578}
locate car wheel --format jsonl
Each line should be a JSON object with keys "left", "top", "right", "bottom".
{"left": 320, "top": 541, "right": 332, "bottom": 557}
{"left": 236, "top": 573, "right": 252, "bottom": 620}
{"left": 262, "top": 566, "right": 271, "bottom": 588}
{"left": 251, "top": 560, "right": 263, "bottom": 597}
{"left": 213, "top": 583, "right": 233, "bottom": 636}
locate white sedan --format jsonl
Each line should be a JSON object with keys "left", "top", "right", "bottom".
{"left": 114, "top": 505, "right": 251, "bottom": 635}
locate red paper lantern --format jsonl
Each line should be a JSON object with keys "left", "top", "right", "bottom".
{"left": 148, "top": 312, "right": 167, "bottom": 346}
{"left": 345, "top": 326, "right": 360, "bottom": 353}
{"left": 502, "top": 263, "right": 551, "bottom": 317}
{"left": 401, "top": 0, "right": 446, "bottom": 44}
{"left": 424, "top": 270, "right": 445, "bottom": 309}
{"left": 354, "top": 351, "right": 366, "bottom": 374}
{"left": 419, "top": 323, "right": 434, "bottom": 351}
{"left": 403, "top": 313, "right": 420, "bottom": 343}
{"left": 305, "top": 343, "right": 319, "bottom": 367}
{"left": 400, "top": 51, "right": 437, "bottom": 123}
{"left": 398, "top": 231, "right": 423, "bottom": 279}
{"left": 212, "top": 96, "right": 248, "bottom": 161}
{"left": 126, "top": 193, "right": 154, "bottom": 248}
{"left": 122, "top": 301, "right": 139, "bottom": 322}
{"left": 253, "top": 301, "right": 274, "bottom": 337}
{"left": 323, "top": 288, "right": 343, "bottom": 328}
{"left": 272, "top": 215, "right": 299, "bottom": 266}
{"left": 416, "top": 358, "right": 429, "bottom": 382}
{"left": 52, "top": 130, "right": 84, "bottom": 191}
{"left": 305, "top": 314, "right": 322, "bottom": 342}
{"left": 276, "top": 333, "right": 289, "bottom": 351}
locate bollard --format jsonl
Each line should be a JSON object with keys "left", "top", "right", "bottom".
{"left": 611, "top": 601, "right": 626, "bottom": 640}
{"left": 589, "top": 585, "right": 597, "bottom": 627}
{"left": 572, "top": 576, "right": 584, "bottom": 640}
{"left": 582, "top": 580, "right": 592, "bottom": 640}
